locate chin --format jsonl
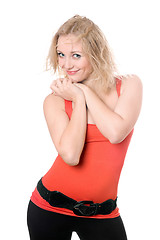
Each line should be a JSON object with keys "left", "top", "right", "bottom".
{"left": 68, "top": 77, "right": 83, "bottom": 83}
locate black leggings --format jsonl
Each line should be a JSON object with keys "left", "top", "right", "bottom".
{"left": 27, "top": 201, "right": 128, "bottom": 240}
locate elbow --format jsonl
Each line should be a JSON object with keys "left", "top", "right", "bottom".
{"left": 58, "top": 142, "right": 80, "bottom": 166}
{"left": 109, "top": 137, "right": 120, "bottom": 144}
{"left": 67, "top": 159, "right": 79, "bottom": 166}
{"left": 59, "top": 151, "right": 80, "bottom": 166}
{"left": 109, "top": 137, "right": 123, "bottom": 144}
{"left": 65, "top": 156, "right": 80, "bottom": 166}
{"left": 108, "top": 131, "right": 125, "bottom": 144}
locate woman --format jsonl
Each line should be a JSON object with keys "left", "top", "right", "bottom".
{"left": 27, "top": 15, "right": 142, "bottom": 240}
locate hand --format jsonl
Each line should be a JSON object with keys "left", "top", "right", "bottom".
{"left": 50, "top": 78, "right": 85, "bottom": 102}
{"left": 73, "top": 82, "right": 88, "bottom": 93}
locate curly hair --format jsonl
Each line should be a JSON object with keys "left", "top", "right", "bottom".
{"left": 46, "top": 15, "right": 118, "bottom": 93}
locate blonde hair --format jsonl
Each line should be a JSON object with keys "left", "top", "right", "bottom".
{"left": 46, "top": 15, "right": 118, "bottom": 93}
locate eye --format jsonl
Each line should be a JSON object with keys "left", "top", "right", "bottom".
{"left": 73, "top": 53, "right": 81, "bottom": 59}
{"left": 57, "top": 52, "right": 64, "bottom": 58}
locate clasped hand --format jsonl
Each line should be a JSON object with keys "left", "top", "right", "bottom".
{"left": 50, "top": 78, "right": 86, "bottom": 102}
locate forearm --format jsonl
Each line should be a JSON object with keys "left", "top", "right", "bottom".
{"left": 59, "top": 96, "right": 87, "bottom": 166}
{"left": 84, "top": 87, "right": 124, "bottom": 143}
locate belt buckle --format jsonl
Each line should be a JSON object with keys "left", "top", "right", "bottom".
{"left": 73, "top": 201, "right": 98, "bottom": 216}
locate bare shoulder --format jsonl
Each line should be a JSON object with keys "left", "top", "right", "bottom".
{"left": 120, "top": 74, "right": 143, "bottom": 95}
{"left": 42, "top": 93, "right": 71, "bottom": 157}
{"left": 115, "top": 74, "right": 143, "bottom": 117}
{"left": 43, "top": 93, "right": 65, "bottom": 111}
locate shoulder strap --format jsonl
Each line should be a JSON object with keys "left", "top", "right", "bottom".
{"left": 64, "top": 99, "right": 72, "bottom": 120}
{"left": 116, "top": 77, "right": 122, "bottom": 97}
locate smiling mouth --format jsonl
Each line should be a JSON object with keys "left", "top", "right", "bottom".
{"left": 66, "top": 70, "right": 79, "bottom": 75}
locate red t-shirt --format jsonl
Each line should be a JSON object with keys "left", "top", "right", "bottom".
{"left": 31, "top": 78, "right": 133, "bottom": 219}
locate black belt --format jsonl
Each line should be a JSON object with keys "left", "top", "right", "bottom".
{"left": 37, "top": 178, "right": 117, "bottom": 217}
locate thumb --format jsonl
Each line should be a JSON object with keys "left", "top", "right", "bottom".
{"left": 73, "top": 82, "right": 80, "bottom": 87}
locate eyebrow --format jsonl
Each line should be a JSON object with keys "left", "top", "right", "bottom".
{"left": 57, "top": 49, "right": 83, "bottom": 53}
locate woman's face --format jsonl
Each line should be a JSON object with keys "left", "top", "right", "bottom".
{"left": 57, "top": 34, "right": 92, "bottom": 82}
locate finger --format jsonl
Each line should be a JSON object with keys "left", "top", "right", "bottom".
{"left": 73, "top": 83, "right": 84, "bottom": 91}
{"left": 51, "top": 88, "right": 58, "bottom": 96}
{"left": 62, "top": 78, "right": 68, "bottom": 86}
{"left": 50, "top": 81, "right": 57, "bottom": 90}
{"left": 51, "top": 80, "right": 57, "bottom": 86}
{"left": 56, "top": 78, "right": 63, "bottom": 87}
{"left": 50, "top": 84, "right": 59, "bottom": 93}
{"left": 66, "top": 78, "right": 73, "bottom": 87}
{"left": 68, "top": 78, "right": 72, "bottom": 84}
{"left": 73, "top": 83, "right": 79, "bottom": 87}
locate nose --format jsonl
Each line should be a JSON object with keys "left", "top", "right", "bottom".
{"left": 63, "top": 57, "right": 73, "bottom": 70}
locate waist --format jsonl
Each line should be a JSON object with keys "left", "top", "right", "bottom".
{"left": 37, "top": 178, "right": 118, "bottom": 217}
{"left": 43, "top": 156, "right": 120, "bottom": 203}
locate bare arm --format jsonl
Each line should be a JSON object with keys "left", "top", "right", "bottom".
{"left": 74, "top": 75, "right": 143, "bottom": 144}
{"left": 44, "top": 78, "right": 87, "bottom": 166}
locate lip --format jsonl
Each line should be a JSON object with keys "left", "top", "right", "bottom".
{"left": 66, "top": 70, "right": 79, "bottom": 75}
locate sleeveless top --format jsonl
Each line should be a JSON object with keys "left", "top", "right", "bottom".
{"left": 30, "top": 78, "right": 134, "bottom": 219}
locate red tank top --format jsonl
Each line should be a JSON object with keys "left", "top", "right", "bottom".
{"left": 31, "top": 78, "right": 134, "bottom": 219}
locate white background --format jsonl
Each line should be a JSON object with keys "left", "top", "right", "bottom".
{"left": 0, "top": 0, "right": 160, "bottom": 239}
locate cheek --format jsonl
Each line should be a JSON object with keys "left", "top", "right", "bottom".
{"left": 84, "top": 63, "right": 92, "bottom": 74}
{"left": 82, "top": 58, "right": 92, "bottom": 72}
{"left": 58, "top": 58, "right": 64, "bottom": 67}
